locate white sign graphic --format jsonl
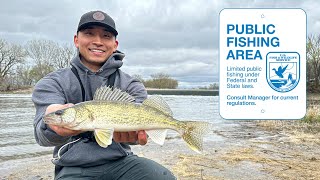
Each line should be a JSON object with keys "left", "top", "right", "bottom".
{"left": 219, "top": 9, "right": 306, "bottom": 120}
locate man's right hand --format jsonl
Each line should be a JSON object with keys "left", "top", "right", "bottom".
{"left": 45, "top": 104, "right": 82, "bottom": 137}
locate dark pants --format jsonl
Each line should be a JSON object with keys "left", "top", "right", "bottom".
{"left": 55, "top": 155, "right": 176, "bottom": 180}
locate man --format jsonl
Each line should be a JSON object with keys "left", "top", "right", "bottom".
{"left": 32, "top": 10, "right": 176, "bottom": 179}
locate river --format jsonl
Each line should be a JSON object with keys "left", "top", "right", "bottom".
{"left": 0, "top": 94, "right": 224, "bottom": 172}
{"left": 2, "top": 94, "right": 319, "bottom": 179}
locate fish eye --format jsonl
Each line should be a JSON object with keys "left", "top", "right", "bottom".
{"left": 55, "top": 110, "right": 64, "bottom": 115}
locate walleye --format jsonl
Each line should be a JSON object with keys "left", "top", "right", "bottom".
{"left": 44, "top": 86, "right": 211, "bottom": 153}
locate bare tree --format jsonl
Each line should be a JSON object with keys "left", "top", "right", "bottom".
{"left": 150, "top": 73, "right": 170, "bottom": 79}
{"left": 0, "top": 39, "right": 26, "bottom": 80}
{"left": 15, "top": 65, "right": 34, "bottom": 86}
{"left": 26, "top": 39, "right": 57, "bottom": 78}
{"left": 132, "top": 74, "right": 145, "bottom": 83}
{"left": 307, "top": 34, "right": 320, "bottom": 86}
{"left": 51, "top": 43, "right": 76, "bottom": 69}
{"left": 26, "top": 39, "right": 75, "bottom": 81}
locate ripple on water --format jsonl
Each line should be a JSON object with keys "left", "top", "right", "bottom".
{"left": 0, "top": 94, "right": 222, "bottom": 164}
{"left": 0, "top": 144, "right": 53, "bottom": 162}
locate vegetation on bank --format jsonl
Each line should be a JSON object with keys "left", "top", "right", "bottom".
{"left": 303, "top": 105, "right": 320, "bottom": 123}
{"left": 307, "top": 34, "right": 320, "bottom": 93}
{"left": 303, "top": 93, "right": 320, "bottom": 123}
{"left": 133, "top": 73, "right": 179, "bottom": 89}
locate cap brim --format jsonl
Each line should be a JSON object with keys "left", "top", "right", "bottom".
{"left": 77, "top": 22, "right": 118, "bottom": 36}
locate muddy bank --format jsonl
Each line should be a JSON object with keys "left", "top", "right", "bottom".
{"left": 0, "top": 155, "right": 54, "bottom": 180}
{"left": 1, "top": 121, "right": 320, "bottom": 180}
{"left": 0, "top": 88, "right": 33, "bottom": 94}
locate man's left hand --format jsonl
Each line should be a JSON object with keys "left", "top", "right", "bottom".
{"left": 113, "top": 130, "right": 147, "bottom": 145}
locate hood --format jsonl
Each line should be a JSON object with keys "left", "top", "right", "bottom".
{"left": 71, "top": 50, "right": 125, "bottom": 77}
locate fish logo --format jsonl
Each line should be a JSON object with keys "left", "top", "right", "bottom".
{"left": 266, "top": 52, "right": 300, "bottom": 92}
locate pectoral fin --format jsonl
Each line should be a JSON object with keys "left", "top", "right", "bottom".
{"left": 94, "top": 128, "right": 114, "bottom": 148}
{"left": 146, "top": 129, "right": 168, "bottom": 145}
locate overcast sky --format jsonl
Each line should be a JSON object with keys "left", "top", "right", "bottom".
{"left": 1, "top": 0, "right": 319, "bottom": 88}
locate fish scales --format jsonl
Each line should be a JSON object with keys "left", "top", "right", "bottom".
{"left": 75, "top": 101, "right": 180, "bottom": 131}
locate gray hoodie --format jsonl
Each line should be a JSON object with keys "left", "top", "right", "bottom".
{"left": 32, "top": 51, "right": 147, "bottom": 167}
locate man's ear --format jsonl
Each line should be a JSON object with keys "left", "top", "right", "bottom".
{"left": 74, "top": 35, "right": 79, "bottom": 48}
{"left": 114, "top": 40, "right": 118, "bottom": 50}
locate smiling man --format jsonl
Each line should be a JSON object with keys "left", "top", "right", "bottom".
{"left": 32, "top": 10, "right": 176, "bottom": 180}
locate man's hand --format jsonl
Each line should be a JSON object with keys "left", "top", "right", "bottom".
{"left": 113, "top": 131, "right": 147, "bottom": 145}
{"left": 45, "top": 104, "right": 82, "bottom": 137}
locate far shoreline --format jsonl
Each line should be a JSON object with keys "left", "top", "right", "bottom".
{"left": 1, "top": 88, "right": 320, "bottom": 98}
{"left": 0, "top": 87, "right": 219, "bottom": 96}
{"left": 146, "top": 88, "right": 218, "bottom": 96}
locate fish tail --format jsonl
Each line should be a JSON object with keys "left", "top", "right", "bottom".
{"left": 180, "top": 121, "right": 211, "bottom": 153}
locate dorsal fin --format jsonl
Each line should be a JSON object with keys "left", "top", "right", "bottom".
{"left": 93, "top": 86, "right": 135, "bottom": 103}
{"left": 142, "top": 96, "right": 173, "bottom": 116}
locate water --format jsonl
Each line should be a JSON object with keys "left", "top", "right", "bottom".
{"left": 0, "top": 94, "right": 53, "bottom": 163}
{"left": 3, "top": 94, "right": 297, "bottom": 180}
{"left": 0, "top": 94, "right": 221, "bottom": 165}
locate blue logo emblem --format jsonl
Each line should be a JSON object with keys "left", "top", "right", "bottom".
{"left": 266, "top": 52, "right": 300, "bottom": 92}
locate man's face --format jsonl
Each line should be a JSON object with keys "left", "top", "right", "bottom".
{"left": 74, "top": 25, "right": 118, "bottom": 71}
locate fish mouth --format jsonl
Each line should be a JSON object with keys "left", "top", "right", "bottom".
{"left": 43, "top": 114, "right": 62, "bottom": 125}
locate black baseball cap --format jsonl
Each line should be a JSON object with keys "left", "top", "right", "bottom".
{"left": 77, "top": 10, "right": 118, "bottom": 36}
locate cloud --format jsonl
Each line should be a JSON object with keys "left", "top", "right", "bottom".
{"left": 120, "top": 48, "right": 218, "bottom": 88}
{"left": 0, "top": 0, "right": 319, "bottom": 88}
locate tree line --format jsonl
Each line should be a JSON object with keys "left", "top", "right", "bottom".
{"left": 0, "top": 38, "right": 180, "bottom": 91}
{"left": 198, "top": 83, "right": 219, "bottom": 90}
{"left": 133, "top": 73, "right": 178, "bottom": 89}
{"left": 6, "top": 34, "right": 320, "bottom": 92}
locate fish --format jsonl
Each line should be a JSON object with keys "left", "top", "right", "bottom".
{"left": 44, "top": 86, "right": 211, "bottom": 153}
